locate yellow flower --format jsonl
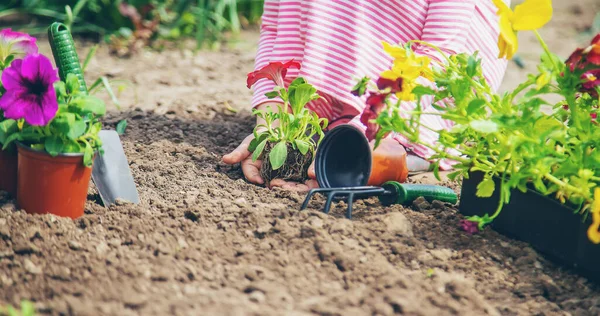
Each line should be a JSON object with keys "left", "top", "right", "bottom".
{"left": 382, "top": 41, "right": 408, "bottom": 62}
{"left": 587, "top": 188, "right": 600, "bottom": 244}
{"left": 492, "top": 0, "right": 553, "bottom": 59}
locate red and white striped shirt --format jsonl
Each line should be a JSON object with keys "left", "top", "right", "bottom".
{"left": 251, "top": 0, "right": 509, "bottom": 170}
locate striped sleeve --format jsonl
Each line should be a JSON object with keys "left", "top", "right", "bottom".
{"left": 250, "top": 0, "right": 282, "bottom": 108}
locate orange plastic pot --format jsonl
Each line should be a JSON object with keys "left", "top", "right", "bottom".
{"left": 17, "top": 143, "right": 94, "bottom": 219}
{"left": 0, "top": 147, "right": 18, "bottom": 197}
{"left": 367, "top": 138, "right": 408, "bottom": 185}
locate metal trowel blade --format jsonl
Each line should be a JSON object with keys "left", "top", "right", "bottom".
{"left": 92, "top": 130, "right": 140, "bottom": 206}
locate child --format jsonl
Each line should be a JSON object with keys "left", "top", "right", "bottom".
{"left": 223, "top": 0, "right": 510, "bottom": 191}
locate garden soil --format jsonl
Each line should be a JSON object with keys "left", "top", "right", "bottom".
{"left": 2, "top": 1, "right": 600, "bottom": 315}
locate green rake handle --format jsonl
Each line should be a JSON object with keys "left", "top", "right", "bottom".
{"left": 378, "top": 181, "right": 458, "bottom": 206}
{"left": 47, "top": 22, "right": 88, "bottom": 94}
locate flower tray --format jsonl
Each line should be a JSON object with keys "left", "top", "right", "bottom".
{"left": 459, "top": 172, "right": 600, "bottom": 283}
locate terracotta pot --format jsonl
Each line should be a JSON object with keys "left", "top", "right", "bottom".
{"left": 315, "top": 125, "right": 408, "bottom": 188}
{"left": 17, "top": 143, "right": 94, "bottom": 219}
{"left": 0, "top": 147, "right": 18, "bottom": 197}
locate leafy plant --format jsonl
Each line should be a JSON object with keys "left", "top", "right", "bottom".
{"left": 4, "top": 73, "right": 106, "bottom": 167}
{"left": 1, "top": 0, "right": 265, "bottom": 53}
{"left": 246, "top": 60, "right": 327, "bottom": 182}
{"left": 358, "top": 0, "right": 600, "bottom": 242}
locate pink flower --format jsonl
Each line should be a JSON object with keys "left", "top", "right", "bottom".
{"left": 246, "top": 60, "right": 301, "bottom": 88}
{"left": 459, "top": 219, "right": 480, "bottom": 234}
{"left": 0, "top": 28, "right": 38, "bottom": 63}
{"left": 0, "top": 54, "right": 59, "bottom": 126}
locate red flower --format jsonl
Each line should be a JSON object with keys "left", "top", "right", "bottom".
{"left": 581, "top": 69, "right": 600, "bottom": 97}
{"left": 566, "top": 34, "right": 600, "bottom": 72}
{"left": 246, "top": 60, "right": 301, "bottom": 89}
{"left": 376, "top": 77, "right": 403, "bottom": 93}
{"left": 459, "top": 220, "right": 480, "bottom": 234}
{"left": 360, "top": 93, "right": 388, "bottom": 141}
{"left": 566, "top": 48, "right": 585, "bottom": 72}
{"left": 592, "top": 112, "right": 598, "bottom": 120}
{"left": 586, "top": 34, "right": 600, "bottom": 65}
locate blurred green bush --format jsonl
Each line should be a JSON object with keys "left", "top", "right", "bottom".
{"left": 0, "top": 0, "right": 263, "bottom": 54}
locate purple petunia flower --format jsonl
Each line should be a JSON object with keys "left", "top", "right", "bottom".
{"left": 0, "top": 54, "right": 59, "bottom": 126}
{"left": 459, "top": 219, "right": 480, "bottom": 235}
{"left": 0, "top": 28, "right": 38, "bottom": 62}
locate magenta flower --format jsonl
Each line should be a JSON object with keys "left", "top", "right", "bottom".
{"left": 459, "top": 219, "right": 480, "bottom": 234}
{"left": 0, "top": 28, "right": 38, "bottom": 63}
{"left": 0, "top": 54, "right": 59, "bottom": 126}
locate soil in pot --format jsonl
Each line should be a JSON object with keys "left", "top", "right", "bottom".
{"left": 17, "top": 144, "right": 94, "bottom": 219}
{"left": 260, "top": 142, "right": 312, "bottom": 184}
{"left": 0, "top": 147, "right": 17, "bottom": 197}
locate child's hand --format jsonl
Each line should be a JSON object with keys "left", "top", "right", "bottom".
{"left": 222, "top": 102, "right": 319, "bottom": 191}
{"left": 222, "top": 138, "right": 318, "bottom": 191}
{"left": 222, "top": 133, "right": 265, "bottom": 184}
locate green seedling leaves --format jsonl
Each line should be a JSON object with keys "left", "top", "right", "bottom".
{"left": 269, "top": 141, "right": 288, "bottom": 170}
{"left": 294, "top": 139, "right": 310, "bottom": 155}
{"left": 251, "top": 138, "right": 268, "bottom": 162}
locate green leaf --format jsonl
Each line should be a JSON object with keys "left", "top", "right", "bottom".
{"left": 251, "top": 138, "right": 267, "bottom": 162}
{"left": 63, "top": 140, "right": 83, "bottom": 153}
{"left": 476, "top": 178, "right": 495, "bottom": 198}
{"left": 269, "top": 141, "right": 288, "bottom": 170}
{"left": 289, "top": 77, "right": 307, "bottom": 87}
{"left": 116, "top": 119, "right": 128, "bottom": 135}
{"left": 0, "top": 119, "right": 18, "bottom": 145}
{"left": 466, "top": 55, "right": 478, "bottom": 77}
{"left": 66, "top": 73, "right": 81, "bottom": 94}
{"left": 351, "top": 76, "right": 370, "bottom": 96}
{"left": 71, "top": 95, "right": 106, "bottom": 116}
{"left": 411, "top": 86, "right": 436, "bottom": 97}
{"left": 83, "top": 142, "right": 94, "bottom": 167}
{"left": 54, "top": 81, "right": 67, "bottom": 98}
{"left": 264, "top": 91, "right": 279, "bottom": 99}
{"left": 467, "top": 99, "right": 486, "bottom": 114}
{"left": 52, "top": 113, "right": 86, "bottom": 140}
{"left": 45, "top": 136, "right": 65, "bottom": 156}
{"left": 470, "top": 120, "right": 498, "bottom": 134}
{"left": 295, "top": 139, "right": 310, "bottom": 155}
{"left": 248, "top": 133, "right": 267, "bottom": 152}
{"left": 288, "top": 83, "right": 318, "bottom": 114}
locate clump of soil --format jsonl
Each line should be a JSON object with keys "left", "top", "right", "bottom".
{"left": 260, "top": 142, "right": 312, "bottom": 184}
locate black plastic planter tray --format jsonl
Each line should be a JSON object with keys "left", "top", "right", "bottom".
{"left": 460, "top": 172, "right": 600, "bottom": 283}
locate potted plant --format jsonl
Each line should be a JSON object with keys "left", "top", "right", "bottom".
{"left": 0, "top": 24, "right": 108, "bottom": 219}
{"left": 0, "top": 29, "right": 38, "bottom": 197}
{"left": 246, "top": 60, "right": 328, "bottom": 184}
{"left": 358, "top": 0, "right": 600, "bottom": 281}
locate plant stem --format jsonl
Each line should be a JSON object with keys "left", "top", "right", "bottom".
{"left": 534, "top": 30, "right": 560, "bottom": 74}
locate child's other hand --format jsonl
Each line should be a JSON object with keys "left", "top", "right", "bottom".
{"left": 222, "top": 134, "right": 264, "bottom": 185}
{"left": 269, "top": 161, "right": 318, "bottom": 192}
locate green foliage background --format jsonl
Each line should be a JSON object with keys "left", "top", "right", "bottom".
{"left": 0, "top": 0, "right": 264, "bottom": 48}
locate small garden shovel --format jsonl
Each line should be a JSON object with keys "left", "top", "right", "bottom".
{"left": 48, "top": 22, "right": 140, "bottom": 206}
